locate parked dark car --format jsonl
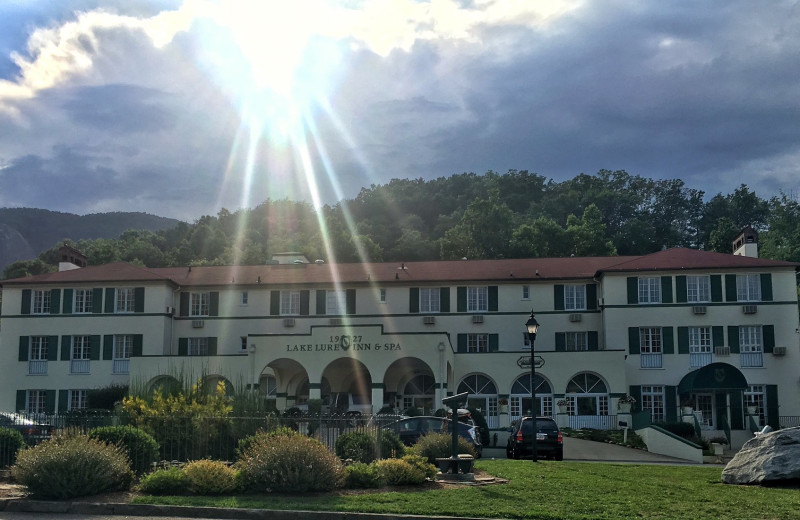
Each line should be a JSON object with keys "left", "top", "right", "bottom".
{"left": 506, "top": 417, "right": 563, "bottom": 460}
{"left": 0, "top": 412, "right": 52, "bottom": 443}
{"left": 383, "top": 416, "right": 482, "bottom": 457}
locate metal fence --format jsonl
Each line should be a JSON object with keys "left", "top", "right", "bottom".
{"left": 779, "top": 416, "right": 800, "bottom": 428}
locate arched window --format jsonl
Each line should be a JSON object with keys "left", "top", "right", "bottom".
{"left": 402, "top": 374, "right": 435, "bottom": 414}
{"left": 510, "top": 374, "right": 553, "bottom": 418}
{"left": 564, "top": 373, "right": 608, "bottom": 416}
{"left": 457, "top": 374, "right": 499, "bottom": 428}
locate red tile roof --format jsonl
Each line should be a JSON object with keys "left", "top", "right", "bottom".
{"left": 596, "top": 247, "right": 798, "bottom": 274}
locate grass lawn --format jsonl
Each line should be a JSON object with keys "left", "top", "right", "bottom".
{"left": 132, "top": 460, "right": 798, "bottom": 520}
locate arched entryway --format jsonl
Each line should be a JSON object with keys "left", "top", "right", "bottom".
{"left": 457, "top": 374, "right": 498, "bottom": 428}
{"left": 677, "top": 362, "right": 749, "bottom": 431}
{"left": 564, "top": 372, "right": 610, "bottom": 429}
{"left": 510, "top": 373, "right": 554, "bottom": 419}
{"left": 321, "top": 358, "right": 373, "bottom": 413}
{"left": 383, "top": 357, "right": 437, "bottom": 415}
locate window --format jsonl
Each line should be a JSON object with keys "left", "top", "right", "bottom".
{"left": 419, "top": 288, "right": 440, "bottom": 313}
{"left": 639, "top": 327, "right": 662, "bottom": 368}
{"left": 566, "top": 332, "right": 588, "bottom": 351}
{"left": 188, "top": 337, "right": 209, "bottom": 356}
{"left": 28, "top": 336, "right": 49, "bottom": 375}
{"left": 280, "top": 291, "right": 301, "bottom": 315}
{"left": 740, "top": 326, "right": 763, "bottom": 367}
{"left": 687, "top": 276, "right": 710, "bottom": 303}
{"left": 74, "top": 289, "right": 93, "bottom": 313}
{"left": 241, "top": 291, "right": 249, "bottom": 305}
{"left": 467, "top": 287, "right": 488, "bottom": 312}
{"left": 27, "top": 390, "right": 47, "bottom": 414}
{"left": 564, "top": 373, "right": 609, "bottom": 416}
{"left": 116, "top": 288, "right": 135, "bottom": 313}
{"left": 32, "top": 290, "right": 51, "bottom": 314}
{"left": 113, "top": 335, "right": 132, "bottom": 374}
{"left": 467, "top": 333, "right": 488, "bottom": 353}
{"left": 70, "top": 335, "right": 90, "bottom": 374}
{"left": 744, "top": 385, "right": 766, "bottom": 425}
{"left": 511, "top": 374, "right": 552, "bottom": 418}
{"left": 189, "top": 292, "right": 209, "bottom": 317}
{"left": 326, "top": 290, "right": 346, "bottom": 315}
{"left": 737, "top": 274, "right": 761, "bottom": 302}
{"left": 69, "top": 390, "right": 88, "bottom": 410}
{"left": 564, "top": 285, "right": 586, "bottom": 311}
{"left": 641, "top": 386, "right": 665, "bottom": 422}
{"left": 689, "top": 327, "right": 712, "bottom": 368}
{"left": 522, "top": 286, "right": 530, "bottom": 300}
{"left": 379, "top": 288, "right": 387, "bottom": 303}
{"left": 638, "top": 277, "right": 661, "bottom": 304}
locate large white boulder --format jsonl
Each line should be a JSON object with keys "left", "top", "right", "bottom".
{"left": 722, "top": 426, "right": 800, "bottom": 485}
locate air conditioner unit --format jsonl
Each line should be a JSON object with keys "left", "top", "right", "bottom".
{"left": 691, "top": 306, "right": 707, "bottom": 315}
{"left": 423, "top": 316, "right": 436, "bottom": 325}
{"left": 472, "top": 314, "right": 484, "bottom": 324}
{"left": 165, "top": 306, "right": 174, "bottom": 315}
{"left": 772, "top": 346, "right": 786, "bottom": 356}
{"left": 569, "top": 313, "right": 582, "bottom": 322}
{"left": 742, "top": 305, "right": 758, "bottom": 314}
{"left": 283, "top": 318, "right": 296, "bottom": 327}
{"left": 715, "top": 346, "right": 730, "bottom": 356}
{"left": 192, "top": 320, "right": 204, "bottom": 328}
{"left": 329, "top": 318, "right": 343, "bottom": 326}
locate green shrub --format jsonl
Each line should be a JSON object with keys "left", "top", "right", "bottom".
{"left": 401, "top": 454, "right": 437, "bottom": 480}
{"left": 374, "top": 458, "right": 427, "bottom": 485}
{"left": 0, "top": 427, "right": 25, "bottom": 468}
{"left": 335, "top": 431, "right": 376, "bottom": 463}
{"left": 88, "top": 425, "right": 159, "bottom": 475}
{"left": 378, "top": 429, "right": 405, "bottom": 459}
{"left": 344, "top": 462, "right": 385, "bottom": 489}
{"left": 184, "top": 459, "right": 239, "bottom": 495}
{"left": 236, "top": 427, "right": 303, "bottom": 460}
{"left": 137, "top": 466, "right": 189, "bottom": 495}
{"left": 467, "top": 407, "right": 490, "bottom": 446}
{"left": 12, "top": 434, "right": 133, "bottom": 499}
{"left": 410, "top": 432, "right": 476, "bottom": 464}
{"left": 237, "top": 434, "right": 344, "bottom": 492}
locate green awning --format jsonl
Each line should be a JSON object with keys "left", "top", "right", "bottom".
{"left": 678, "top": 362, "right": 748, "bottom": 394}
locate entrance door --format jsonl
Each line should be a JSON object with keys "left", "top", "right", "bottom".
{"left": 694, "top": 393, "right": 714, "bottom": 429}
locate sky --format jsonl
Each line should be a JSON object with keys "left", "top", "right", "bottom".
{"left": 0, "top": 0, "right": 798, "bottom": 222}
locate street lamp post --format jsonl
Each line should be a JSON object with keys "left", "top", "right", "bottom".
{"left": 526, "top": 311, "right": 540, "bottom": 462}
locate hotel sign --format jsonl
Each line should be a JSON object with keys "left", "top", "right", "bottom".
{"left": 286, "top": 334, "right": 402, "bottom": 353}
{"left": 517, "top": 355, "right": 545, "bottom": 369}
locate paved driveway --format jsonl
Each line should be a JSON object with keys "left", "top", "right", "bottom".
{"left": 563, "top": 436, "right": 697, "bottom": 463}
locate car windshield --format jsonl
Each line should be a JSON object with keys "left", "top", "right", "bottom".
{"left": 521, "top": 419, "right": 558, "bottom": 434}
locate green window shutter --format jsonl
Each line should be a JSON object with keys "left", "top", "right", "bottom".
{"left": 18, "top": 337, "right": 29, "bottom": 361}
{"left": 59, "top": 390, "right": 69, "bottom": 413}
{"left": 93, "top": 288, "right": 104, "bottom": 313}
{"left": 662, "top": 327, "right": 674, "bottom": 354}
{"left": 300, "top": 290, "right": 310, "bottom": 315}
{"left": 270, "top": 291, "right": 280, "bottom": 315}
{"left": 660, "top": 277, "right": 672, "bottom": 303}
{"left": 16, "top": 391, "right": 26, "bottom": 413}
{"left": 665, "top": 386, "right": 678, "bottom": 422}
{"left": 105, "top": 288, "right": 116, "bottom": 313}
{"left": 627, "top": 277, "right": 638, "bottom": 304}
{"left": 553, "top": 285, "right": 564, "bottom": 311}
{"left": 728, "top": 326, "right": 740, "bottom": 353}
{"left": 712, "top": 326, "right": 724, "bottom": 348}
{"left": 457, "top": 334, "right": 467, "bottom": 353}
{"left": 103, "top": 335, "right": 114, "bottom": 360}
{"left": 762, "top": 325, "right": 775, "bottom": 353}
{"left": 409, "top": 288, "right": 419, "bottom": 313}
{"left": 588, "top": 331, "right": 599, "bottom": 351}
{"left": 725, "top": 275, "right": 737, "bottom": 302}
{"left": 628, "top": 328, "right": 640, "bottom": 354}
{"left": 179, "top": 292, "right": 190, "bottom": 317}
{"left": 710, "top": 275, "right": 723, "bottom": 302}
{"left": 89, "top": 335, "right": 101, "bottom": 360}
{"left": 134, "top": 287, "right": 145, "bottom": 313}
{"left": 45, "top": 390, "right": 56, "bottom": 413}
{"left": 62, "top": 289, "right": 73, "bottom": 314}
{"left": 555, "top": 332, "right": 566, "bottom": 352}
{"left": 208, "top": 337, "right": 218, "bottom": 356}
{"left": 132, "top": 335, "right": 143, "bottom": 357}
{"left": 457, "top": 287, "right": 467, "bottom": 312}
{"left": 209, "top": 292, "right": 219, "bottom": 316}
{"left": 760, "top": 274, "right": 772, "bottom": 302}
{"left": 49, "top": 289, "right": 61, "bottom": 314}
{"left": 346, "top": 289, "right": 356, "bottom": 315}
{"left": 47, "top": 336, "right": 59, "bottom": 361}
{"left": 675, "top": 276, "right": 687, "bottom": 303}
{"left": 488, "top": 334, "right": 499, "bottom": 352}
{"left": 730, "top": 390, "right": 744, "bottom": 430}
{"left": 61, "top": 335, "right": 71, "bottom": 361}
{"left": 178, "top": 338, "right": 188, "bottom": 356}
{"left": 677, "top": 327, "right": 689, "bottom": 354}
{"left": 316, "top": 290, "right": 326, "bottom": 314}
{"left": 440, "top": 287, "right": 450, "bottom": 312}
{"left": 587, "top": 284, "right": 598, "bottom": 310}
{"left": 21, "top": 289, "right": 31, "bottom": 314}
{"left": 765, "top": 385, "right": 779, "bottom": 429}
{"left": 488, "top": 286, "right": 498, "bottom": 312}
{"left": 629, "top": 386, "right": 642, "bottom": 413}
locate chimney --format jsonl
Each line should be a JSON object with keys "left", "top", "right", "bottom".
{"left": 58, "top": 245, "right": 87, "bottom": 271}
{"left": 732, "top": 226, "right": 758, "bottom": 258}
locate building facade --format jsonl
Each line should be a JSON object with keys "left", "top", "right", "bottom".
{"left": 1, "top": 242, "right": 798, "bottom": 442}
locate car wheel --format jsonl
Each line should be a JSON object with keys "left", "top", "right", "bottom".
{"left": 513, "top": 447, "right": 520, "bottom": 460}
{"left": 555, "top": 450, "right": 563, "bottom": 461}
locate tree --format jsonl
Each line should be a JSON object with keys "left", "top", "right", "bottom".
{"left": 566, "top": 204, "right": 617, "bottom": 257}
{"left": 2, "top": 259, "right": 56, "bottom": 280}
{"left": 708, "top": 217, "right": 739, "bottom": 253}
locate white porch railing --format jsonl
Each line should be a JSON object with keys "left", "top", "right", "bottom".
{"left": 112, "top": 359, "right": 130, "bottom": 374}
{"left": 70, "top": 359, "right": 90, "bottom": 374}
{"left": 640, "top": 353, "right": 662, "bottom": 368}
{"left": 740, "top": 352, "right": 763, "bottom": 367}
{"left": 486, "top": 415, "right": 499, "bottom": 428}
{"left": 568, "top": 415, "right": 616, "bottom": 430}
{"left": 28, "top": 360, "right": 47, "bottom": 375}
{"left": 689, "top": 352, "right": 712, "bottom": 368}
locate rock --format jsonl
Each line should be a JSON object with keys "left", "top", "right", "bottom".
{"left": 722, "top": 426, "right": 800, "bottom": 485}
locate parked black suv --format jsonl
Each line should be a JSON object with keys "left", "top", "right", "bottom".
{"left": 383, "top": 416, "right": 482, "bottom": 458}
{"left": 506, "top": 417, "right": 563, "bottom": 460}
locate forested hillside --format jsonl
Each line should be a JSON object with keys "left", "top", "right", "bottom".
{"left": 4, "top": 169, "right": 800, "bottom": 279}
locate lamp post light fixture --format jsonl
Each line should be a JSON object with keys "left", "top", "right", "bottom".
{"left": 525, "top": 311, "right": 540, "bottom": 462}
